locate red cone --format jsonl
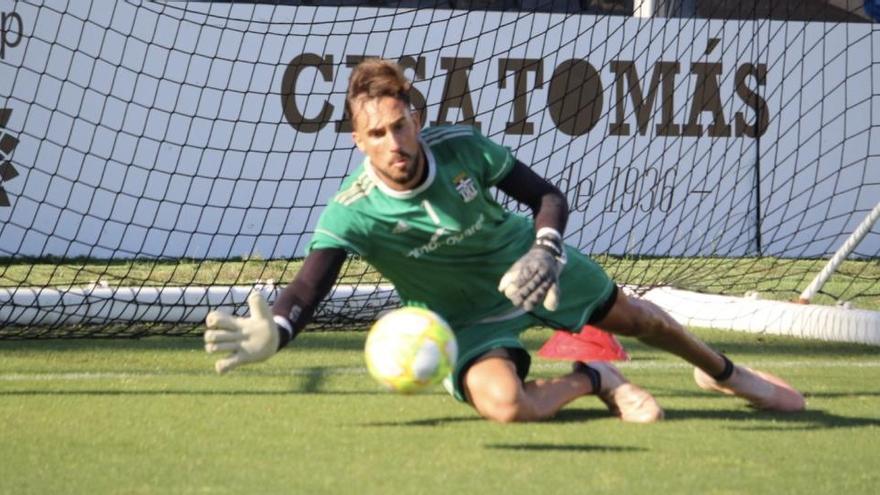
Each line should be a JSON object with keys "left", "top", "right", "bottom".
{"left": 537, "top": 325, "right": 629, "bottom": 362}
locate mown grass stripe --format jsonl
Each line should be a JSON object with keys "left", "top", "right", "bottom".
{"left": 2, "top": 359, "right": 879, "bottom": 381}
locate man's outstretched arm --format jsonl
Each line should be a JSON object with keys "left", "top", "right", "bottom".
{"left": 496, "top": 160, "right": 568, "bottom": 235}
{"left": 496, "top": 161, "right": 569, "bottom": 311}
{"left": 204, "top": 248, "right": 347, "bottom": 373}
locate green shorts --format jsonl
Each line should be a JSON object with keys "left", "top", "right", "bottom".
{"left": 444, "top": 247, "right": 616, "bottom": 402}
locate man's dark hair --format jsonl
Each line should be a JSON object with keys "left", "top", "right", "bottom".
{"left": 346, "top": 58, "right": 412, "bottom": 125}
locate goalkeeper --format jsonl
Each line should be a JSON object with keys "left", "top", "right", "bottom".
{"left": 204, "top": 58, "right": 804, "bottom": 422}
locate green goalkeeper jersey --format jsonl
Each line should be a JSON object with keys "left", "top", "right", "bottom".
{"left": 309, "top": 125, "right": 535, "bottom": 328}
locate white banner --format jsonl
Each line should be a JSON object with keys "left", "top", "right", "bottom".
{"left": 0, "top": 2, "right": 877, "bottom": 259}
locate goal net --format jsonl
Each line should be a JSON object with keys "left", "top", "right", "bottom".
{"left": 0, "top": 1, "right": 877, "bottom": 340}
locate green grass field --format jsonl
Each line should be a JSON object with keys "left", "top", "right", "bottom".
{"left": 1, "top": 328, "right": 878, "bottom": 495}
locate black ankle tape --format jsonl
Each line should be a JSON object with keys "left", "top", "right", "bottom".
{"left": 712, "top": 354, "right": 735, "bottom": 382}
{"left": 573, "top": 362, "right": 602, "bottom": 393}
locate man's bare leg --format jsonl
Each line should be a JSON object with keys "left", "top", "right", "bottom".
{"left": 462, "top": 349, "right": 663, "bottom": 423}
{"left": 462, "top": 350, "right": 591, "bottom": 423}
{"left": 595, "top": 290, "right": 805, "bottom": 412}
{"left": 596, "top": 290, "right": 728, "bottom": 374}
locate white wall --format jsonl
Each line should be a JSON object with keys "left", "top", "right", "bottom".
{"left": 0, "top": 2, "right": 877, "bottom": 259}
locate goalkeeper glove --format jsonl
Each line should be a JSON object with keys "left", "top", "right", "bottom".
{"left": 204, "top": 292, "right": 281, "bottom": 374}
{"left": 498, "top": 228, "right": 567, "bottom": 312}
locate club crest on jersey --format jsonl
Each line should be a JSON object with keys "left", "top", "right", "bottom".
{"left": 453, "top": 172, "right": 478, "bottom": 202}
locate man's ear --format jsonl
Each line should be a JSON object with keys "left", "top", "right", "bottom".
{"left": 410, "top": 105, "right": 422, "bottom": 129}
{"left": 351, "top": 112, "right": 365, "bottom": 152}
{"left": 349, "top": 101, "right": 364, "bottom": 151}
{"left": 351, "top": 129, "right": 363, "bottom": 152}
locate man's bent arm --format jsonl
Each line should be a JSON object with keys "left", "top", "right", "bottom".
{"left": 495, "top": 161, "right": 569, "bottom": 311}
{"left": 496, "top": 160, "right": 568, "bottom": 234}
{"left": 272, "top": 247, "right": 347, "bottom": 348}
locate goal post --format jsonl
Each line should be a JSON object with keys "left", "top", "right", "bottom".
{"left": 0, "top": 1, "right": 877, "bottom": 341}
{"left": 799, "top": 201, "right": 880, "bottom": 304}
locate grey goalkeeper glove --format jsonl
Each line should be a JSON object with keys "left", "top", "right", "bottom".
{"left": 204, "top": 292, "right": 280, "bottom": 374}
{"left": 498, "top": 228, "right": 567, "bottom": 312}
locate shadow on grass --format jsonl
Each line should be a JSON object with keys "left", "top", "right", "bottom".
{"left": 658, "top": 388, "right": 880, "bottom": 400}
{"left": 550, "top": 408, "right": 615, "bottom": 423}
{"left": 361, "top": 415, "right": 481, "bottom": 427}
{"left": 361, "top": 408, "right": 615, "bottom": 428}
{"left": 663, "top": 407, "right": 880, "bottom": 429}
{"left": 364, "top": 403, "right": 880, "bottom": 430}
{"left": 805, "top": 390, "right": 880, "bottom": 399}
{"left": 485, "top": 443, "right": 646, "bottom": 453}
{"left": 544, "top": 406, "right": 880, "bottom": 430}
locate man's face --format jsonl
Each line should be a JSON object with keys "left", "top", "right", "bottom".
{"left": 351, "top": 96, "right": 423, "bottom": 191}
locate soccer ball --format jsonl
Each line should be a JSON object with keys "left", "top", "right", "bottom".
{"left": 364, "top": 307, "right": 458, "bottom": 394}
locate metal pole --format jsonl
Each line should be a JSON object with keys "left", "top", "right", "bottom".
{"left": 799, "top": 201, "right": 880, "bottom": 303}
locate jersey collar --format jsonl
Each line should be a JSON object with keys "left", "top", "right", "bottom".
{"left": 364, "top": 137, "right": 436, "bottom": 199}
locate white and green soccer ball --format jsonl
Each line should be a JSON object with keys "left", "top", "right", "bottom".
{"left": 364, "top": 307, "right": 458, "bottom": 394}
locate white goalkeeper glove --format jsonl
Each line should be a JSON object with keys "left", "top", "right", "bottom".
{"left": 498, "top": 228, "right": 567, "bottom": 312}
{"left": 204, "top": 292, "right": 280, "bottom": 374}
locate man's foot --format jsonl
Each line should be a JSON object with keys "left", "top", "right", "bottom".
{"left": 694, "top": 365, "right": 805, "bottom": 412}
{"left": 574, "top": 361, "right": 664, "bottom": 423}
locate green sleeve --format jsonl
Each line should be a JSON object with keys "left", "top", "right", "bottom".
{"left": 471, "top": 130, "right": 515, "bottom": 186}
{"left": 308, "top": 202, "right": 368, "bottom": 256}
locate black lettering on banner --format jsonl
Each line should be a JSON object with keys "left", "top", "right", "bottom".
{"left": 431, "top": 57, "right": 482, "bottom": 130}
{"left": 734, "top": 63, "right": 769, "bottom": 138}
{"left": 547, "top": 59, "right": 602, "bottom": 136}
{"left": 680, "top": 37, "right": 727, "bottom": 138}
{"left": 659, "top": 167, "right": 676, "bottom": 212}
{"left": 682, "top": 62, "right": 731, "bottom": 137}
{"left": 0, "top": 108, "right": 11, "bottom": 140}
{"left": 572, "top": 176, "right": 595, "bottom": 212}
{"left": 1, "top": 11, "right": 23, "bottom": 60}
{"left": 0, "top": 108, "right": 20, "bottom": 207}
{"left": 604, "top": 165, "right": 675, "bottom": 214}
{"left": 498, "top": 58, "right": 543, "bottom": 135}
{"left": 280, "top": 53, "right": 335, "bottom": 133}
{"left": 555, "top": 162, "right": 594, "bottom": 212}
{"left": 609, "top": 61, "right": 680, "bottom": 136}
{"left": 639, "top": 166, "right": 658, "bottom": 213}
{"left": 277, "top": 51, "right": 770, "bottom": 139}
{"left": 621, "top": 166, "right": 639, "bottom": 212}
